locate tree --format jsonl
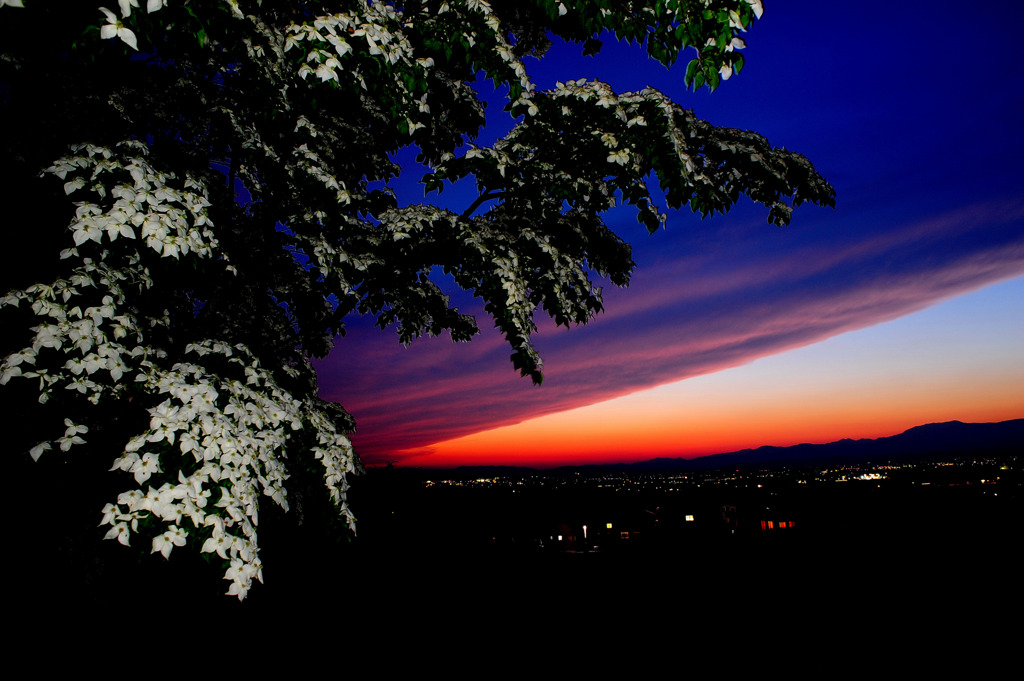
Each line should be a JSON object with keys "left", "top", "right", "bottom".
{"left": 0, "top": 0, "right": 834, "bottom": 600}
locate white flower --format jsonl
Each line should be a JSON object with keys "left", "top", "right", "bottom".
{"left": 607, "top": 149, "right": 629, "bottom": 165}
{"left": 0, "top": 1, "right": 26, "bottom": 8}
{"left": 130, "top": 452, "right": 161, "bottom": 483}
{"left": 0, "top": 364, "right": 21, "bottom": 385}
{"left": 99, "top": 7, "right": 139, "bottom": 50}
{"left": 99, "top": 503, "right": 121, "bottom": 526}
{"left": 202, "top": 533, "right": 231, "bottom": 560}
{"left": 104, "top": 522, "right": 131, "bottom": 546}
{"left": 29, "top": 442, "right": 52, "bottom": 461}
{"left": 225, "top": 558, "right": 257, "bottom": 599}
{"left": 117, "top": 489, "right": 144, "bottom": 507}
{"left": 118, "top": 0, "right": 139, "bottom": 17}
{"left": 111, "top": 451, "right": 140, "bottom": 472}
{"left": 152, "top": 525, "right": 187, "bottom": 559}
{"left": 58, "top": 419, "right": 88, "bottom": 451}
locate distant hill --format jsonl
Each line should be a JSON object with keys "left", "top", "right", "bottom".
{"left": 404, "top": 419, "right": 1023, "bottom": 477}
{"left": 631, "top": 419, "right": 1024, "bottom": 472}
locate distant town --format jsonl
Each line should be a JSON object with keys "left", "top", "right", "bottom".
{"left": 352, "top": 430, "right": 1021, "bottom": 558}
{"left": 13, "top": 419, "right": 1017, "bottom": 616}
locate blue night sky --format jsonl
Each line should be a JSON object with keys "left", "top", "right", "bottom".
{"left": 315, "top": 1, "right": 1024, "bottom": 466}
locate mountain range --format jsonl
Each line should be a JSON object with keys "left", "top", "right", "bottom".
{"left": 425, "top": 419, "right": 1023, "bottom": 475}
{"left": 629, "top": 418, "right": 1024, "bottom": 472}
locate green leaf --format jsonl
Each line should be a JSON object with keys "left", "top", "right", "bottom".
{"left": 684, "top": 59, "right": 698, "bottom": 87}
{"left": 649, "top": 40, "right": 665, "bottom": 63}
{"left": 674, "top": 24, "right": 688, "bottom": 48}
{"left": 582, "top": 37, "right": 603, "bottom": 56}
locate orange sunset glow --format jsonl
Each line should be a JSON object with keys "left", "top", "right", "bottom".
{"left": 397, "top": 278, "right": 1024, "bottom": 468}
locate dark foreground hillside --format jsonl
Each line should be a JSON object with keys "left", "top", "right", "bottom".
{"left": 8, "top": 454, "right": 1020, "bottom": 657}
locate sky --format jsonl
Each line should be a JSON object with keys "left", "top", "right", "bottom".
{"left": 316, "top": 1, "right": 1024, "bottom": 468}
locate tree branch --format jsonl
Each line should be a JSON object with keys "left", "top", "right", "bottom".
{"left": 461, "top": 191, "right": 503, "bottom": 219}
